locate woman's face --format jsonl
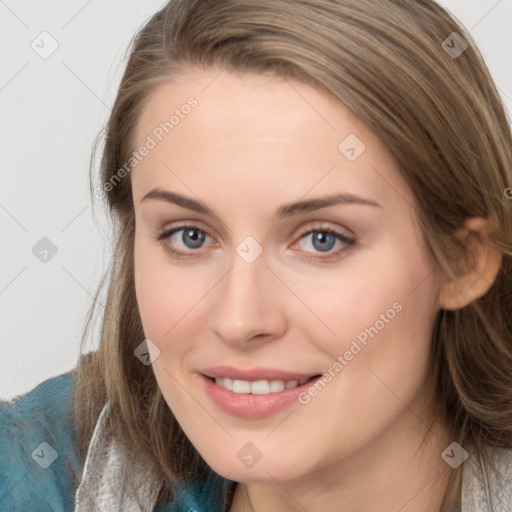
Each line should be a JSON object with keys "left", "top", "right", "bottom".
{"left": 131, "top": 67, "right": 445, "bottom": 482}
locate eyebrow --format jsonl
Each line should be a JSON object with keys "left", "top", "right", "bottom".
{"left": 140, "top": 188, "right": 382, "bottom": 219}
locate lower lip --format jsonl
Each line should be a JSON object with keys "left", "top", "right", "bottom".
{"left": 200, "top": 374, "right": 321, "bottom": 419}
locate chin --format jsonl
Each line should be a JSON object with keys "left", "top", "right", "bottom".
{"left": 199, "top": 444, "right": 317, "bottom": 483}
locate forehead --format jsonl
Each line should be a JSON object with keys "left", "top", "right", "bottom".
{"left": 136, "top": 68, "right": 364, "bottom": 148}
{"left": 131, "top": 67, "right": 412, "bottom": 212}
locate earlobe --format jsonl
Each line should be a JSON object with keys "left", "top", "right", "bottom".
{"left": 439, "top": 216, "right": 503, "bottom": 311}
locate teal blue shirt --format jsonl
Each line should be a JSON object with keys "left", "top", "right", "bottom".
{"left": 0, "top": 372, "right": 234, "bottom": 511}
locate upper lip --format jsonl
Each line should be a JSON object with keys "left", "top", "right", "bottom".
{"left": 201, "top": 365, "right": 320, "bottom": 381}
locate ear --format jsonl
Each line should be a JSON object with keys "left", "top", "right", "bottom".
{"left": 439, "top": 216, "right": 502, "bottom": 311}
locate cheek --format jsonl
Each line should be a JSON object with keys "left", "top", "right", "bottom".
{"left": 134, "top": 239, "right": 199, "bottom": 414}
{"left": 295, "top": 235, "right": 436, "bottom": 352}
{"left": 311, "top": 235, "right": 439, "bottom": 422}
{"left": 134, "top": 233, "right": 198, "bottom": 345}
{"left": 134, "top": 243, "right": 170, "bottom": 340}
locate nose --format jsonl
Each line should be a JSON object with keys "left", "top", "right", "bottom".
{"left": 208, "top": 248, "right": 288, "bottom": 350}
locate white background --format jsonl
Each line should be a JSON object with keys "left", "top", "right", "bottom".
{"left": 1, "top": 0, "right": 511, "bottom": 399}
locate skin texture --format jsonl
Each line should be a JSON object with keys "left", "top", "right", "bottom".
{"left": 130, "top": 68, "right": 498, "bottom": 511}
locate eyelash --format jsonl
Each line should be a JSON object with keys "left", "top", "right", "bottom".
{"left": 153, "top": 224, "right": 356, "bottom": 262}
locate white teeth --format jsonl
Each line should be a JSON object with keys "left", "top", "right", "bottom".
{"left": 215, "top": 377, "right": 312, "bottom": 394}
{"left": 250, "top": 380, "right": 270, "bottom": 395}
{"left": 232, "top": 380, "right": 251, "bottom": 394}
{"left": 270, "top": 379, "right": 285, "bottom": 392}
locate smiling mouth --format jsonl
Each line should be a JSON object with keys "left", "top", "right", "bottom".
{"left": 205, "top": 375, "right": 320, "bottom": 395}
{"left": 201, "top": 372, "right": 324, "bottom": 418}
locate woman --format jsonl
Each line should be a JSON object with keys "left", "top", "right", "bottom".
{"left": 2, "top": 0, "right": 511, "bottom": 510}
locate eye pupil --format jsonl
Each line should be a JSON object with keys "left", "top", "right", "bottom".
{"left": 183, "top": 228, "right": 205, "bottom": 249}
{"left": 312, "top": 231, "right": 335, "bottom": 252}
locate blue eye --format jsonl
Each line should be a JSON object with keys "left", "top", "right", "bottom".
{"left": 172, "top": 227, "right": 206, "bottom": 249}
{"left": 303, "top": 230, "right": 337, "bottom": 252}
{"left": 155, "top": 226, "right": 211, "bottom": 258}
{"left": 295, "top": 228, "right": 355, "bottom": 261}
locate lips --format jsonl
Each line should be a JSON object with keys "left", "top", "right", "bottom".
{"left": 199, "top": 365, "right": 322, "bottom": 418}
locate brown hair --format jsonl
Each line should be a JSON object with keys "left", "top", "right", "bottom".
{"left": 73, "top": 0, "right": 512, "bottom": 509}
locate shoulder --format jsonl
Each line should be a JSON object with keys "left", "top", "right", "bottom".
{"left": 0, "top": 371, "right": 82, "bottom": 511}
